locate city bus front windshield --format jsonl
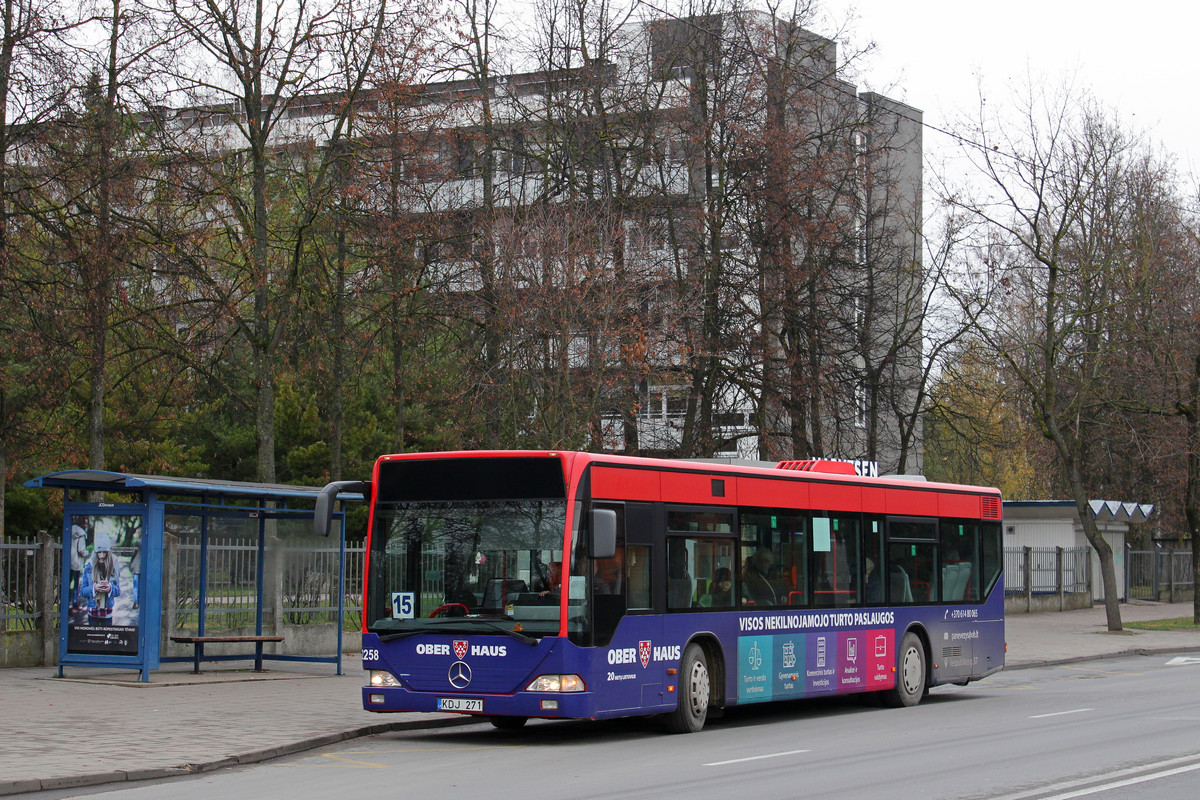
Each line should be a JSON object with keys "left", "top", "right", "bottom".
{"left": 366, "top": 500, "right": 568, "bottom": 638}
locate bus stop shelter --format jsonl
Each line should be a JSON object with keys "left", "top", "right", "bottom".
{"left": 25, "top": 470, "right": 358, "bottom": 682}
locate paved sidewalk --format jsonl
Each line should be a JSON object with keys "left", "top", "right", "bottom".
{"left": 1004, "top": 600, "right": 1200, "bottom": 670}
{"left": 2, "top": 601, "right": 1199, "bottom": 796}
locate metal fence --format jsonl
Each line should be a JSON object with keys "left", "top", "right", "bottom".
{"left": 1003, "top": 546, "right": 1092, "bottom": 596}
{"left": 0, "top": 539, "right": 44, "bottom": 631}
{"left": 173, "top": 538, "right": 364, "bottom": 632}
{"left": 2, "top": 535, "right": 365, "bottom": 635}
{"left": 1127, "top": 547, "right": 1193, "bottom": 602}
{"left": 282, "top": 542, "right": 364, "bottom": 628}
{"left": 175, "top": 538, "right": 261, "bottom": 631}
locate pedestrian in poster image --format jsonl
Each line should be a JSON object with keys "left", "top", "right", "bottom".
{"left": 69, "top": 521, "right": 88, "bottom": 610}
{"left": 79, "top": 533, "right": 121, "bottom": 626}
{"left": 129, "top": 543, "right": 141, "bottom": 610}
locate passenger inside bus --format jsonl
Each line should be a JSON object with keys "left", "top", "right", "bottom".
{"left": 864, "top": 558, "right": 883, "bottom": 603}
{"left": 742, "top": 549, "right": 778, "bottom": 605}
{"left": 699, "top": 567, "right": 733, "bottom": 607}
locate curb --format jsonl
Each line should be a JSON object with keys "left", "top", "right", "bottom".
{"left": 0, "top": 716, "right": 476, "bottom": 797}
{"left": 1004, "top": 643, "right": 1200, "bottom": 671}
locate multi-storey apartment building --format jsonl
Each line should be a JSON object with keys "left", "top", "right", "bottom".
{"left": 168, "top": 10, "right": 925, "bottom": 474}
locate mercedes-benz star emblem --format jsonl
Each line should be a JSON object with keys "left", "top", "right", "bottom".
{"left": 448, "top": 661, "right": 472, "bottom": 689}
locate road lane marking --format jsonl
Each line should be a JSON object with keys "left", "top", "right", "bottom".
{"left": 1036, "top": 761, "right": 1200, "bottom": 799}
{"left": 1029, "top": 708, "right": 1092, "bottom": 719}
{"left": 704, "top": 749, "right": 811, "bottom": 767}
{"left": 986, "top": 753, "right": 1200, "bottom": 800}
{"left": 1059, "top": 666, "right": 1141, "bottom": 676}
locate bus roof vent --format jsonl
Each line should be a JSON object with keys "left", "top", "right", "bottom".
{"left": 981, "top": 496, "right": 1001, "bottom": 519}
{"left": 776, "top": 459, "right": 857, "bottom": 476}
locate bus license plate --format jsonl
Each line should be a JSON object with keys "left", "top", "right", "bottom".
{"left": 438, "top": 697, "right": 483, "bottom": 713}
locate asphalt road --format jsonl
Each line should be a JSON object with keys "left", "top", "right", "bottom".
{"left": 24, "top": 654, "right": 1200, "bottom": 800}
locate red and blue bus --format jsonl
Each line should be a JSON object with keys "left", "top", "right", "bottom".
{"left": 316, "top": 450, "right": 1004, "bottom": 733}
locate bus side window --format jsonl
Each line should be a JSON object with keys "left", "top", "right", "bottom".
{"left": 666, "top": 538, "right": 697, "bottom": 609}
{"left": 979, "top": 521, "right": 1003, "bottom": 599}
{"left": 812, "top": 516, "right": 861, "bottom": 608}
{"left": 627, "top": 545, "right": 651, "bottom": 609}
{"left": 887, "top": 518, "right": 938, "bottom": 603}
{"left": 739, "top": 510, "right": 803, "bottom": 607}
{"left": 887, "top": 541, "right": 937, "bottom": 603}
{"left": 863, "top": 518, "right": 884, "bottom": 604}
{"left": 666, "top": 536, "right": 735, "bottom": 610}
{"left": 940, "top": 521, "right": 980, "bottom": 602}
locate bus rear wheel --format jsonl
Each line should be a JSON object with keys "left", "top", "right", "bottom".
{"left": 883, "top": 631, "right": 926, "bottom": 708}
{"left": 667, "top": 643, "right": 710, "bottom": 733}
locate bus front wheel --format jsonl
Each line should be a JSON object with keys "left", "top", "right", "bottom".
{"left": 667, "top": 643, "right": 710, "bottom": 733}
{"left": 883, "top": 631, "right": 926, "bottom": 708}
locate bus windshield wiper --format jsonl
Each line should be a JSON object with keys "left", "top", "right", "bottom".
{"left": 428, "top": 619, "right": 539, "bottom": 646}
{"left": 376, "top": 630, "right": 421, "bottom": 643}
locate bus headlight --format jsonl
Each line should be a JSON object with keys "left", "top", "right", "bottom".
{"left": 525, "top": 674, "right": 585, "bottom": 693}
{"left": 368, "top": 670, "right": 402, "bottom": 688}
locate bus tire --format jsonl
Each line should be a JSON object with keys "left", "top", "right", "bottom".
{"left": 883, "top": 631, "right": 926, "bottom": 708}
{"left": 489, "top": 716, "right": 528, "bottom": 730}
{"left": 667, "top": 643, "right": 710, "bottom": 733}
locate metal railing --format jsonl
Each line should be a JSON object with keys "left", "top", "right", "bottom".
{"left": 1127, "top": 546, "right": 1194, "bottom": 602}
{"left": 0, "top": 539, "right": 44, "bottom": 631}
{"left": 1004, "top": 546, "right": 1092, "bottom": 596}
{"left": 3, "top": 535, "right": 365, "bottom": 635}
{"left": 175, "top": 538, "right": 261, "bottom": 632}
{"left": 282, "top": 543, "right": 364, "bottom": 629}
{"left": 173, "top": 538, "right": 364, "bottom": 632}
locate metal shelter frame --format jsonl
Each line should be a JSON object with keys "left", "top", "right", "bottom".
{"left": 25, "top": 470, "right": 358, "bottom": 682}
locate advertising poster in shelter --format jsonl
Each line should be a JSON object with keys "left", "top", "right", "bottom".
{"left": 65, "top": 515, "right": 142, "bottom": 656}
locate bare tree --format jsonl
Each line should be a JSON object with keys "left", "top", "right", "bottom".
{"left": 307, "top": 0, "right": 449, "bottom": 470}
{"left": 943, "top": 77, "right": 1144, "bottom": 630}
{"left": 0, "top": 0, "right": 81, "bottom": 536}
{"left": 148, "top": 0, "right": 390, "bottom": 481}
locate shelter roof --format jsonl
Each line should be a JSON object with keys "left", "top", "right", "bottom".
{"left": 24, "top": 470, "right": 360, "bottom": 502}
{"left": 1003, "top": 499, "right": 1154, "bottom": 524}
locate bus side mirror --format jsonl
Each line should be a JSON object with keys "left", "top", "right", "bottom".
{"left": 315, "top": 480, "right": 370, "bottom": 537}
{"left": 591, "top": 508, "right": 617, "bottom": 559}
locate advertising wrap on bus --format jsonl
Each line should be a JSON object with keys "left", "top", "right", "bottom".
{"left": 320, "top": 450, "right": 1005, "bottom": 733}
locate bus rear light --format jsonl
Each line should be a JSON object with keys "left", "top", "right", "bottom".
{"left": 526, "top": 674, "right": 585, "bottom": 693}
{"left": 369, "top": 670, "right": 402, "bottom": 688}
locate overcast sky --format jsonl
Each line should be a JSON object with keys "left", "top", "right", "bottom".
{"left": 818, "top": 0, "right": 1196, "bottom": 172}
